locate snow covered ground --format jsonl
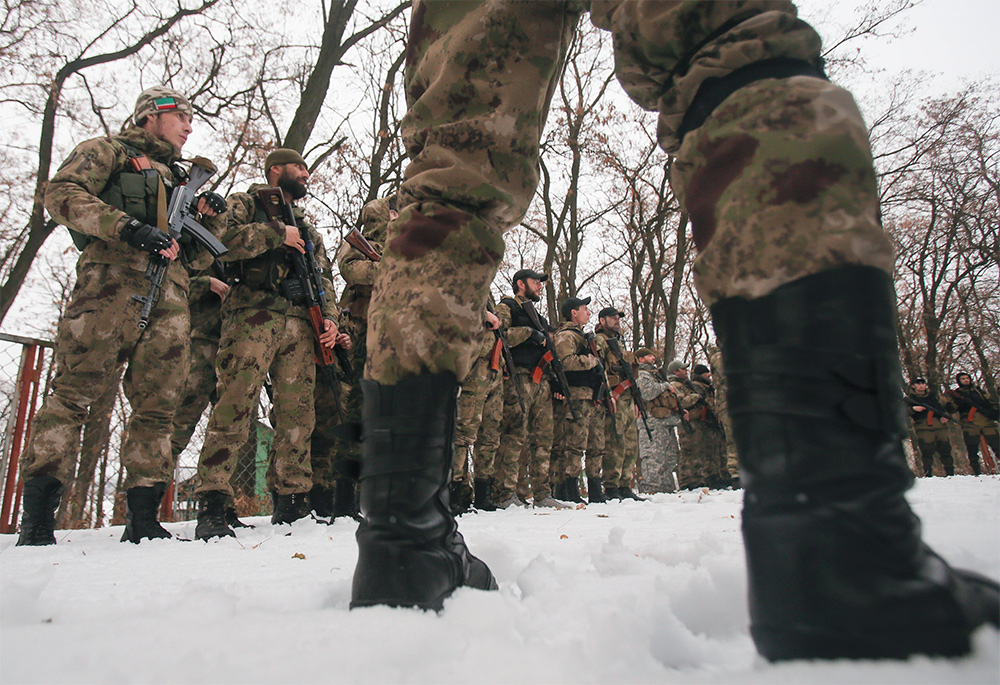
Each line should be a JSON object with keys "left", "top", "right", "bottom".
{"left": 2, "top": 476, "right": 998, "bottom": 685}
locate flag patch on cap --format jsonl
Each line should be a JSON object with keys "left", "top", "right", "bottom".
{"left": 154, "top": 97, "right": 177, "bottom": 111}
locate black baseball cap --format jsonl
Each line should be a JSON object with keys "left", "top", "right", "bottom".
{"left": 560, "top": 296, "right": 591, "bottom": 320}
{"left": 512, "top": 269, "right": 547, "bottom": 289}
{"left": 911, "top": 377, "right": 927, "bottom": 385}
{"left": 598, "top": 306, "right": 624, "bottom": 319}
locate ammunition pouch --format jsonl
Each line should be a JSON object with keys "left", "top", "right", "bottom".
{"left": 236, "top": 248, "right": 292, "bottom": 292}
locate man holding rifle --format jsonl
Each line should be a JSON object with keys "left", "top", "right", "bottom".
{"left": 905, "top": 377, "right": 957, "bottom": 477}
{"left": 18, "top": 87, "right": 223, "bottom": 546}
{"left": 192, "top": 148, "right": 345, "bottom": 540}
{"left": 949, "top": 372, "right": 999, "bottom": 476}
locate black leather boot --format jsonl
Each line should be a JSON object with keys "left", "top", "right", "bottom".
{"left": 225, "top": 507, "right": 253, "bottom": 529}
{"left": 272, "top": 491, "right": 311, "bottom": 524}
{"left": 563, "top": 477, "right": 584, "bottom": 503}
{"left": 121, "top": 484, "right": 171, "bottom": 543}
{"left": 449, "top": 480, "right": 473, "bottom": 516}
{"left": 619, "top": 485, "right": 648, "bottom": 501}
{"left": 333, "top": 478, "right": 363, "bottom": 522}
{"left": 587, "top": 477, "right": 606, "bottom": 503}
{"left": 195, "top": 491, "right": 236, "bottom": 540}
{"left": 473, "top": 478, "right": 498, "bottom": 511}
{"left": 351, "top": 373, "right": 498, "bottom": 611}
{"left": 711, "top": 266, "right": 999, "bottom": 661}
{"left": 310, "top": 485, "right": 335, "bottom": 519}
{"left": 16, "top": 475, "right": 64, "bottom": 546}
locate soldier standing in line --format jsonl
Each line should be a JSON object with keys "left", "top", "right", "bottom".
{"left": 635, "top": 348, "right": 684, "bottom": 494}
{"left": 691, "top": 363, "right": 730, "bottom": 486}
{"left": 594, "top": 307, "right": 644, "bottom": 500}
{"left": 667, "top": 360, "right": 728, "bottom": 490}
{"left": 583, "top": 334, "right": 611, "bottom": 503}
{"left": 947, "top": 372, "right": 1000, "bottom": 476}
{"left": 450, "top": 301, "right": 504, "bottom": 514}
{"left": 193, "top": 148, "right": 342, "bottom": 540}
{"left": 490, "top": 270, "right": 566, "bottom": 509}
{"left": 905, "top": 377, "right": 957, "bottom": 477}
{"left": 550, "top": 296, "right": 600, "bottom": 504}
{"left": 352, "top": 1, "right": 998, "bottom": 656}
{"left": 708, "top": 345, "right": 740, "bottom": 487}
{"left": 18, "top": 87, "right": 223, "bottom": 546}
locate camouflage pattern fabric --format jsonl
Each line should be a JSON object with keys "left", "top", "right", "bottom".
{"left": 491, "top": 373, "right": 554, "bottom": 502}
{"left": 311, "top": 371, "right": 353, "bottom": 489}
{"left": 603, "top": 393, "right": 638, "bottom": 489}
{"left": 637, "top": 362, "right": 681, "bottom": 493}
{"left": 550, "top": 321, "right": 599, "bottom": 480}
{"left": 585, "top": 404, "right": 608, "bottom": 480}
{"left": 453, "top": 325, "right": 502, "bottom": 481}
{"left": 669, "top": 372, "right": 728, "bottom": 489}
{"left": 20, "top": 264, "right": 189, "bottom": 488}
{"left": 708, "top": 346, "right": 739, "bottom": 477}
{"left": 472, "top": 369, "right": 504, "bottom": 479}
{"left": 364, "top": 0, "right": 893, "bottom": 393}
{"left": 907, "top": 389, "right": 957, "bottom": 477}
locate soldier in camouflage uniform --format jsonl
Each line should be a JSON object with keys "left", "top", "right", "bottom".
{"left": 193, "top": 149, "right": 343, "bottom": 540}
{"left": 635, "top": 348, "right": 683, "bottom": 494}
{"left": 905, "top": 378, "right": 956, "bottom": 477}
{"left": 948, "top": 373, "right": 1000, "bottom": 476}
{"left": 550, "top": 296, "right": 601, "bottom": 504}
{"left": 593, "top": 308, "right": 644, "bottom": 500}
{"left": 451, "top": 301, "right": 504, "bottom": 513}
{"left": 667, "top": 361, "right": 728, "bottom": 490}
{"left": 18, "top": 87, "right": 224, "bottom": 546}
{"left": 708, "top": 345, "right": 739, "bottom": 486}
{"left": 353, "top": 1, "right": 999, "bottom": 652}
{"left": 489, "top": 270, "right": 565, "bottom": 509}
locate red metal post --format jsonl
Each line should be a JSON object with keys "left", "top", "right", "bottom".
{"left": 1, "top": 345, "right": 42, "bottom": 534}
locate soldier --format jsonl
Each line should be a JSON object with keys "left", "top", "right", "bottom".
{"left": 168, "top": 269, "right": 251, "bottom": 529}
{"left": 451, "top": 303, "right": 504, "bottom": 514}
{"left": 192, "top": 148, "right": 342, "bottom": 540}
{"left": 18, "top": 87, "right": 223, "bottom": 546}
{"left": 708, "top": 345, "right": 740, "bottom": 487}
{"left": 329, "top": 197, "right": 395, "bottom": 519}
{"left": 489, "top": 270, "right": 566, "bottom": 509}
{"left": 594, "top": 307, "right": 644, "bottom": 501}
{"left": 550, "top": 296, "right": 601, "bottom": 503}
{"left": 635, "top": 348, "right": 683, "bottom": 493}
{"left": 353, "top": 0, "right": 999, "bottom": 656}
{"left": 905, "top": 378, "right": 956, "bottom": 477}
{"left": 947, "top": 372, "right": 999, "bottom": 476}
{"left": 667, "top": 361, "right": 728, "bottom": 490}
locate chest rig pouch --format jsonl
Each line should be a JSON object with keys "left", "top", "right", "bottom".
{"left": 236, "top": 199, "right": 295, "bottom": 294}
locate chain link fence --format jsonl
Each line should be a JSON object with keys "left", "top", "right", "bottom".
{"left": 0, "top": 332, "right": 274, "bottom": 531}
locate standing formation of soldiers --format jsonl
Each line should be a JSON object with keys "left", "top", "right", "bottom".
{"left": 14, "top": 0, "right": 1000, "bottom": 665}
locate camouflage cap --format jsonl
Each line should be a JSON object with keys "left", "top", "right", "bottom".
{"left": 636, "top": 347, "right": 656, "bottom": 359}
{"left": 132, "top": 87, "right": 193, "bottom": 125}
{"left": 264, "top": 148, "right": 307, "bottom": 179}
{"left": 666, "top": 360, "right": 688, "bottom": 373}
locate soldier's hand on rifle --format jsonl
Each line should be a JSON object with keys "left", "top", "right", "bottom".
{"left": 554, "top": 392, "right": 566, "bottom": 401}
{"left": 528, "top": 329, "right": 546, "bottom": 345}
{"left": 635, "top": 404, "right": 641, "bottom": 419}
{"left": 335, "top": 333, "right": 352, "bottom": 350}
{"left": 912, "top": 405, "right": 926, "bottom": 412}
{"left": 209, "top": 277, "right": 229, "bottom": 299}
{"left": 120, "top": 218, "right": 173, "bottom": 255}
{"left": 196, "top": 192, "right": 226, "bottom": 217}
{"left": 318, "top": 318, "right": 339, "bottom": 348}
{"left": 611, "top": 396, "right": 617, "bottom": 414}
{"left": 284, "top": 226, "right": 306, "bottom": 253}
{"left": 484, "top": 310, "right": 500, "bottom": 330}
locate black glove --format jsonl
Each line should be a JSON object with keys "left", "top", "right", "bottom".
{"left": 529, "top": 329, "right": 546, "bottom": 345}
{"left": 120, "top": 218, "right": 172, "bottom": 253}
{"left": 197, "top": 191, "right": 227, "bottom": 214}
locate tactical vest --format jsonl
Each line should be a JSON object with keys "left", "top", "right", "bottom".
{"left": 233, "top": 199, "right": 294, "bottom": 292}
{"left": 71, "top": 142, "right": 168, "bottom": 250}
{"left": 501, "top": 297, "right": 547, "bottom": 369}
{"left": 559, "top": 328, "right": 601, "bottom": 389}
{"left": 646, "top": 373, "right": 679, "bottom": 418}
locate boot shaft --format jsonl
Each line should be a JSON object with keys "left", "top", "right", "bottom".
{"left": 16, "top": 476, "right": 64, "bottom": 546}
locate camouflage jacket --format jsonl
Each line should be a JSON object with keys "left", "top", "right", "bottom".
{"left": 947, "top": 385, "right": 999, "bottom": 427}
{"left": 337, "top": 201, "right": 388, "bottom": 320}
{"left": 638, "top": 362, "right": 680, "bottom": 419}
{"left": 906, "top": 389, "right": 955, "bottom": 431}
{"left": 668, "top": 373, "right": 708, "bottom": 417}
{"left": 594, "top": 325, "right": 634, "bottom": 397}
{"left": 219, "top": 184, "right": 337, "bottom": 321}
{"left": 187, "top": 272, "right": 223, "bottom": 343}
{"left": 553, "top": 321, "right": 599, "bottom": 401}
{"left": 45, "top": 126, "right": 217, "bottom": 288}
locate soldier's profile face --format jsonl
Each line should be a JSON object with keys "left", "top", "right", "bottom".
{"left": 523, "top": 278, "right": 542, "bottom": 301}
{"left": 573, "top": 305, "right": 590, "bottom": 325}
{"left": 144, "top": 111, "right": 192, "bottom": 151}
{"left": 602, "top": 314, "right": 620, "bottom": 331}
{"left": 277, "top": 163, "right": 310, "bottom": 200}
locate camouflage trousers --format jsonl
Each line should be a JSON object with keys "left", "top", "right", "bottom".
{"left": 596, "top": 395, "right": 638, "bottom": 489}
{"left": 453, "top": 354, "right": 503, "bottom": 482}
{"left": 677, "top": 421, "right": 728, "bottom": 490}
{"left": 170, "top": 335, "right": 218, "bottom": 460}
{"left": 551, "top": 398, "right": 595, "bottom": 480}
{"left": 196, "top": 308, "right": 315, "bottom": 497}
{"left": 472, "top": 370, "right": 504, "bottom": 479}
{"left": 20, "top": 263, "right": 189, "bottom": 488}
{"left": 913, "top": 427, "right": 955, "bottom": 476}
{"left": 639, "top": 417, "right": 681, "bottom": 493}
{"left": 366, "top": 0, "right": 891, "bottom": 386}
{"left": 585, "top": 406, "right": 609, "bottom": 480}
{"left": 311, "top": 373, "right": 353, "bottom": 489}
{"left": 492, "top": 373, "right": 554, "bottom": 501}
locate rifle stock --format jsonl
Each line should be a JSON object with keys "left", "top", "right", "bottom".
{"left": 606, "top": 337, "right": 653, "bottom": 440}
{"left": 586, "top": 332, "right": 618, "bottom": 441}
{"left": 344, "top": 227, "right": 381, "bottom": 262}
{"left": 521, "top": 300, "right": 578, "bottom": 421}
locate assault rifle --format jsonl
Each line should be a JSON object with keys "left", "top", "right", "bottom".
{"left": 344, "top": 227, "right": 381, "bottom": 262}
{"left": 585, "top": 332, "right": 617, "bottom": 438}
{"left": 904, "top": 395, "right": 958, "bottom": 423}
{"left": 258, "top": 187, "right": 351, "bottom": 421}
{"left": 946, "top": 389, "right": 1000, "bottom": 422}
{"left": 133, "top": 157, "right": 228, "bottom": 329}
{"left": 605, "top": 337, "right": 653, "bottom": 440}
{"left": 521, "top": 300, "right": 578, "bottom": 421}
{"left": 486, "top": 300, "right": 526, "bottom": 414}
